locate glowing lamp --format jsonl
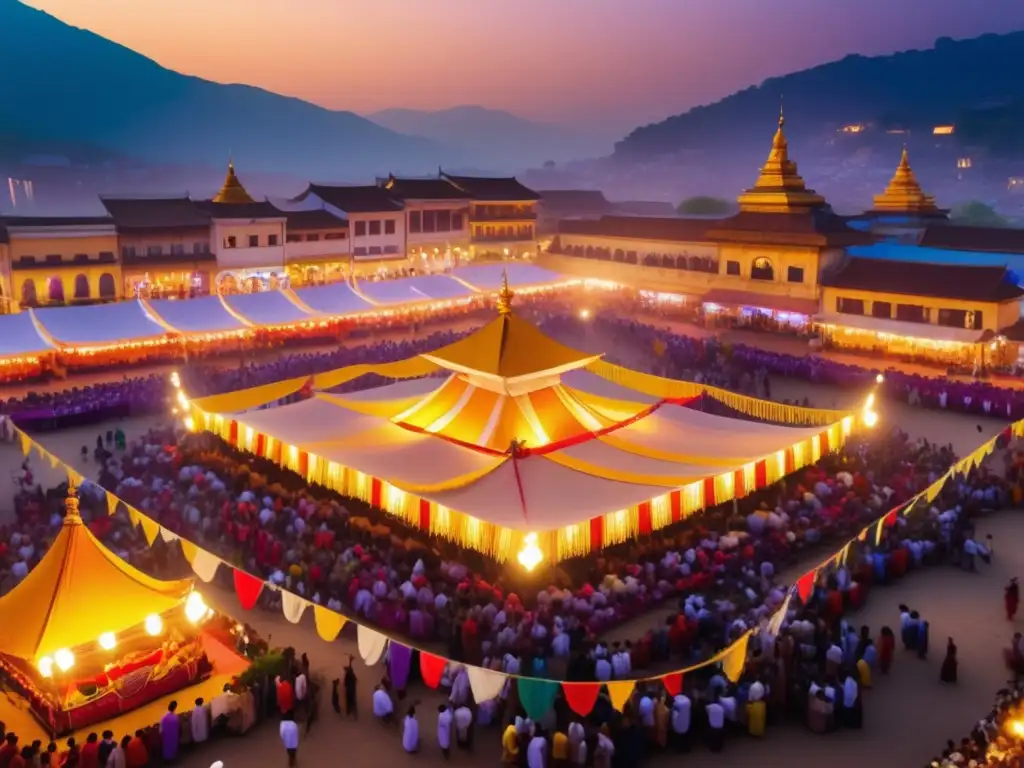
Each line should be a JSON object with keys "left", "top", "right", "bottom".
{"left": 1011, "top": 720, "right": 1024, "bottom": 738}
{"left": 184, "top": 416, "right": 196, "bottom": 432}
{"left": 176, "top": 390, "right": 189, "bottom": 408}
{"left": 863, "top": 409, "right": 879, "bottom": 428}
{"left": 170, "top": 371, "right": 181, "bottom": 389}
{"left": 875, "top": 373, "right": 884, "bottom": 384}
{"left": 517, "top": 533, "right": 543, "bottom": 572}
{"left": 98, "top": 632, "right": 117, "bottom": 650}
{"left": 38, "top": 656, "right": 54, "bottom": 678}
{"left": 144, "top": 614, "right": 163, "bottom": 636}
{"left": 579, "top": 308, "right": 591, "bottom": 320}
{"left": 54, "top": 648, "right": 75, "bottom": 672}
{"left": 185, "top": 591, "right": 209, "bottom": 623}
{"left": 865, "top": 393, "right": 875, "bottom": 409}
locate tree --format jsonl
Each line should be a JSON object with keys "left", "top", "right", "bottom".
{"left": 677, "top": 196, "right": 732, "bottom": 217}
{"left": 950, "top": 200, "right": 1009, "bottom": 228}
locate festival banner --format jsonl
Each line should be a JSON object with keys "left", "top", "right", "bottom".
{"left": 420, "top": 653, "right": 447, "bottom": 689}
{"left": 721, "top": 633, "right": 749, "bottom": 682}
{"left": 357, "top": 625, "right": 388, "bottom": 666}
{"left": 562, "top": 682, "right": 602, "bottom": 717}
{"left": 159, "top": 527, "right": 180, "bottom": 544}
{"left": 606, "top": 680, "right": 636, "bottom": 712}
{"left": 313, "top": 605, "right": 347, "bottom": 642}
{"left": 189, "top": 549, "right": 222, "bottom": 583}
{"left": 518, "top": 678, "right": 560, "bottom": 720}
{"left": 106, "top": 492, "right": 120, "bottom": 517}
{"left": 795, "top": 570, "right": 816, "bottom": 604}
{"left": 466, "top": 666, "right": 507, "bottom": 703}
{"left": 388, "top": 643, "right": 413, "bottom": 691}
{"left": 280, "top": 591, "right": 309, "bottom": 625}
{"left": 232, "top": 568, "right": 264, "bottom": 610}
{"left": 660, "top": 671, "right": 683, "bottom": 696}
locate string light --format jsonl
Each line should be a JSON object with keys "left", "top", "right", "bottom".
{"left": 517, "top": 533, "right": 543, "bottom": 571}
{"left": 144, "top": 614, "right": 163, "bottom": 636}
{"left": 98, "top": 632, "right": 117, "bottom": 650}
{"left": 185, "top": 591, "right": 210, "bottom": 623}
{"left": 37, "top": 656, "right": 54, "bottom": 678}
{"left": 54, "top": 648, "right": 75, "bottom": 672}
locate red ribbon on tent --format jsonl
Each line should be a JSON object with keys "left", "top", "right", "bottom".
{"left": 562, "top": 682, "right": 602, "bottom": 718}
{"left": 420, "top": 652, "right": 447, "bottom": 689}
{"left": 232, "top": 568, "right": 264, "bottom": 610}
{"left": 510, "top": 453, "right": 530, "bottom": 523}
{"left": 660, "top": 672, "right": 683, "bottom": 697}
{"left": 795, "top": 569, "right": 816, "bottom": 604}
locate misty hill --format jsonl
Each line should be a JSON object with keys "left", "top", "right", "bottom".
{"left": 616, "top": 32, "right": 1024, "bottom": 159}
{"left": 368, "top": 106, "right": 612, "bottom": 172}
{"left": 0, "top": 0, "right": 440, "bottom": 179}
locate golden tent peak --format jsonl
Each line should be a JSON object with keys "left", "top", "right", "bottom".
{"left": 212, "top": 158, "right": 256, "bottom": 205}
{"left": 871, "top": 146, "right": 941, "bottom": 213}
{"left": 496, "top": 269, "right": 515, "bottom": 316}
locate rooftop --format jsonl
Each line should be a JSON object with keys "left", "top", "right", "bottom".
{"left": 278, "top": 208, "right": 348, "bottom": 230}
{"left": 212, "top": 161, "right": 256, "bottom": 205}
{"left": 870, "top": 148, "right": 944, "bottom": 215}
{"left": 821, "top": 256, "right": 1024, "bottom": 303}
{"left": 380, "top": 175, "right": 472, "bottom": 201}
{"left": 303, "top": 184, "right": 404, "bottom": 213}
{"left": 100, "top": 196, "right": 211, "bottom": 230}
{"left": 919, "top": 224, "right": 1024, "bottom": 254}
{"left": 195, "top": 199, "right": 283, "bottom": 219}
{"left": 441, "top": 172, "right": 540, "bottom": 202}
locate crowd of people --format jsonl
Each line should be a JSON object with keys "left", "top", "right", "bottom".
{"left": 929, "top": 684, "right": 1024, "bottom": 767}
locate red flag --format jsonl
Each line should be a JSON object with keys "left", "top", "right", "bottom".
{"left": 232, "top": 568, "right": 264, "bottom": 610}
{"left": 883, "top": 508, "right": 899, "bottom": 528}
{"left": 796, "top": 570, "right": 816, "bottom": 604}
{"left": 420, "top": 652, "right": 447, "bottom": 689}
{"left": 562, "top": 682, "right": 601, "bottom": 718}
{"left": 660, "top": 672, "right": 683, "bottom": 697}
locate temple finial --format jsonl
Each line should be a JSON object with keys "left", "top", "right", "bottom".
{"left": 496, "top": 269, "right": 514, "bottom": 316}
{"left": 778, "top": 94, "right": 784, "bottom": 129}
{"left": 64, "top": 480, "right": 82, "bottom": 523}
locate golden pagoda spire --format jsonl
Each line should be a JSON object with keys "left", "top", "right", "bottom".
{"left": 64, "top": 480, "right": 82, "bottom": 525}
{"left": 736, "top": 105, "right": 827, "bottom": 214}
{"left": 496, "top": 269, "right": 515, "bottom": 316}
{"left": 871, "top": 146, "right": 940, "bottom": 213}
{"left": 212, "top": 158, "right": 256, "bottom": 205}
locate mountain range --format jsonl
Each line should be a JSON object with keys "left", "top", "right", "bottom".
{"left": 367, "top": 106, "right": 612, "bottom": 170}
{"left": 615, "top": 31, "right": 1024, "bottom": 159}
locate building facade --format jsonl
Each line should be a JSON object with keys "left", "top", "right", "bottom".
{"left": 440, "top": 172, "right": 540, "bottom": 259}
{"left": 379, "top": 175, "right": 473, "bottom": 269}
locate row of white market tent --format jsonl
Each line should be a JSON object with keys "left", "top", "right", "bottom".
{"left": 0, "top": 263, "right": 571, "bottom": 360}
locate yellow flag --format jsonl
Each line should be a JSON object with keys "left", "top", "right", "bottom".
{"left": 313, "top": 604, "right": 347, "bottom": 642}
{"left": 47, "top": 451, "right": 59, "bottom": 469}
{"left": 106, "top": 493, "right": 120, "bottom": 517}
{"left": 925, "top": 473, "right": 947, "bottom": 503}
{"left": 67, "top": 468, "right": 84, "bottom": 488}
{"left": 126, "top": 505, "right": 141, "bottom": 526}
{"left": 606, "top": 680, "right": 636, "bottom": 712}
{"left": 873, "top": 516, "right": 886, "bottom": 546}
{"left": 139, "top": 515, "right": 160, "bottom": 545}
{"left": 722, "top": 633, "right": 749, "bottom": 682}
{"left": 18, "top": 431, "right": 31, "bottom": 457}
{"left": 178, "top": 538, "right": 199, "bottom": 564}
{"left": 836, "top": 542, "right": 851, "bottom": 567}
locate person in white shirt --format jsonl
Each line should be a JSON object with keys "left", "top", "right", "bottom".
{"left": 279, "top": 712, "right": 299, "bottom": 766}
{"left": 526, "top": 732, "right": 547, "bottom": 768}
{"left": 436, "top": 704, "right": 453, "bottom": 758}
{"left": 671, "top": 694, "right": 692, "bottom": 751}
{"left": 453, "top": 705, "right": 473, "bottom": 750}
{"left": 372, "top": 685, "right": 394, "bottom": 724}
{"left": 191, "top": 697, "right": 210, "bottom": 744}
{"left": 705, "top": 699, "right": 725, "bottom": 752}
{"left": 595, "top": 657, "right": 612, "bottom": 682}
{"left": 402, "top": 707, "right": 419, "bottom": 753}
{"left": 294, "top": 671, "right": 308, "bottom": 711}
{"left": 842, "top": 673, "right": 862, "bottom": 728}
{"left": 638, "top": 694, "right": 655, "bottom": 728}
{"left": 567, "top": 721, "right": 586, "bottom": 765}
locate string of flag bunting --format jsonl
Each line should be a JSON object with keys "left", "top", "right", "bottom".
{"left": 3, "top": 415, "right": 1017, "bottom": 718}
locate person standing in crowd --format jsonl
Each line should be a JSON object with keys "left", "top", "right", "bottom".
{"left": 526, "top": 728, "right": 547, "bottom": 768}
{"left": 453, "top": 704, "right": 473, "bottom": 751}
{"left": 372, "top": 685, "right": 394, "bottom": 725}
{"left": 402, "top": 706, "right": 419, "bottom": 754}
{"left": 192, "top": 698, "right": 210, "bottom": 745}
{"left": 343, "top": 656, "right": 358, "bottom": 720}
{"left": 941, "top": 637, "right": 959, "bottom": 683}
{"left": 436, "top": 704, "right": 452, "bottom": 760}
{"left": 279, "top": 711, "right": 299, "bottom": 767}
{"left": 160, "top": 701, "right": 180, "bottom": 763}
{"left": 1007, "top": 578, "right": 1020, "bottom": 622}
{"left": 105, "top": 737, "right": 129, "bottom": 768}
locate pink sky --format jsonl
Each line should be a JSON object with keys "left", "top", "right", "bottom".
{"left": 23, "top": 0, "right": 1024, "bottom": 129}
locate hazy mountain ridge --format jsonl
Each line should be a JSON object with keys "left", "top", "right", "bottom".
{"left": 616, "top": 32, "right": 1024, "bottom": 159}
{"left": 0, "top": 0, "right": 440, "bottom": 179}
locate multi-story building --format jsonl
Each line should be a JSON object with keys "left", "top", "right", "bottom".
{"left": 281, "top": 209, "right": 349, "bottom": 287}
{"left": 378, "top": 175, "right": 472, "bottom": 268}
{"left": 440, "top": 172, "right": 540, "bottom": 259}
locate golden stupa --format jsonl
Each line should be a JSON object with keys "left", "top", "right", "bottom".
{"left": 212, "top": 160, "right": 256, "bottom": 205}
{"left": 736, "top": 107, "right": 828, "bottom": 214}
{"left": 871, "top": 147, "right": 940, "bottom": 214}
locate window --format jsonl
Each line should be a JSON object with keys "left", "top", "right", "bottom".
{"left": 98, "top": 251, "right": 115, "bottom": 262}
{"left": 452, "top": 212, "right": 464, "bottom": 231}
{"left": 353, "top": 246, "right": 368, "bottom": 256}
{"left": 836, "top": 297, "right": 865, "bottom": 315}
{"left": 937, "top": 308, "right": 982, "bottom": 329}
{"left": 871, "top": 301, "right": 892, "bottom": 319}
{"left": 73, "top": 274, "right": 90, "bottom": 300}
{"left": 409, "top": 211, "right": 422, "bottom": 233}
{"left": 750, "top": 257, "right": 774, "bottom": 281}
{"left": 306, "top": 234, "right": 320, "bottom": 242}
{"left": 248, "top": 235, "right": 259, "bottom": 247}
{"left": 325, "top": 232, "right": 347, "bottom": 240}
{"left": 383, "top": 245, "right": 399, "bottom": 254}
{"left": 193, "top": 242, "right": 207, "bottom": 254}
{"left": 369, "top": 220, "right": 381, "bottom": 236}
{"left": 147, "top": 245, "right": 162, "bottom": 257}
{"left": 73, "top": 253, "right": 89, "bottom": 264}
{"left": 226, "top": 236, "right": 237, "bottom": 248}
{"left": 422, "top": 211, "right": 436, "bottom": 233}
{"left": 895, "top": 303, "right": 928, "bottom": 323}
{"left": 98, "top": 273, "right": 116, "bottom": 299}
{"left": 368, "top": 245, "right": 382, "bottom": 255}
{"left": 354, "top": 221, "right": 366, "bottom": 237}
{"left": 286, "top": 234, "right": 302, "bottom": 243}
{"left": 725, "top": 260, "right": 741, "bottom": 276}
{"left": 171, "top": 244, "right": 185, "bottom": 256}
{"left": 45, "top": 254, "right": 61, "bottom": 265}
{"left": 786, "top": 266, "right": 804, "bottom": 283}
{"left": 384, "top": 219, "right": 396, "bottom": 235}
{"left": 122, "top": 246, "right": 136, "bottom": 259}
{"left": 268, "top": 234, "right": 279, "bottom": 246}
{"left": 436, "top": 211, "right": 451, "bottom": 232}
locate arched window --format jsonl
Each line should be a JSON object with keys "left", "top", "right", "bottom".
{"left": 98, "top": 272, "right": 116, "bottom": 299}
{"left": 47, "top": 276, "right": 65, "bottom": 303}
{"left": 21, "top": 279, "right": 37, "bottom": 306}
{"left": 750, "top": 257, "right": 775, "bottom": 281}
{"left": 584, "top": 246, "right": 594, "bottom": 259}
{"left": 73, "top": 273, "right": 90, "bottom": 300}
{"left": 613, "top": 249, "right": 625, "bottom": 262}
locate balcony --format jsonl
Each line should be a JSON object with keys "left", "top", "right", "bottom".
{"left": 285, "top": 239, "right": 350, "bottom": 263}
{"left": 470, "top": 209, "right": 537, "bottom": 222}
{"left": 122, "top": 248, "right": 215, "bottom": 266}
{"left": 215, "top": 245, "right": 286, "bottom": 271}
{"left": 471, "top": 233, "right": 536, "bottom": 244}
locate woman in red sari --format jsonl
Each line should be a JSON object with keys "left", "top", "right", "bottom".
{"left": 877, "top": 626, "right": 895, "bottom": 674}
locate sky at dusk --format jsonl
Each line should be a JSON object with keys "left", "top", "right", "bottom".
{"left": 23, "top": 0, "right": 1024, "bottom": 134}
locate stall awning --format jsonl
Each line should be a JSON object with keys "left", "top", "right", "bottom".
{"left": 701, "top": 289, "right": 818, "bottom": 316}
{"left": 814, "top": 312, "right": 985, "bottom": 344}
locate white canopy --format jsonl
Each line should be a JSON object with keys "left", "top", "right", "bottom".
{"left": 223, "top": 292, "right": 317, "bottom": 326}
{"left": 292, "top": 282, "right": 375, "bottom": 316}
{"left": 355, "top": 279, "right": 434, "bottom": 305}
{"left": 815, "top": 312, "right": 984, "bottom": 344}
{"left": 451, "top": 263, "right": 569, "bottom": 290}
{"left": 404, "top": 275, "right": 474, "bottom": 300}
{"left": 0, "top": 312, "right": 54, "bottom": 357}
{"left": 147, "top": 296, "right": 245, "bottom": 334}
{"left": 33, "top": 301, "right": 166, "bottom": 345}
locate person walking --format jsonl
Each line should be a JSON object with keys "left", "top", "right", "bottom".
{"left": 1006, "top": 578, "right": 1020, "bottom": 622}
{"left": 279, "top": 712, "right": 299, "bottom": 767}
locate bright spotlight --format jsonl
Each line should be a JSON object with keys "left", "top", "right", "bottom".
{"left": 98, "top": 632, "right": 117, "bottom": 651}
{"left": 144, "top": 614, "right": 163, "bottom": 636}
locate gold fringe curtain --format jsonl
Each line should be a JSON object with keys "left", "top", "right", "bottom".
{"left": 585, "top": 359, "right": 853, "bottom": 426}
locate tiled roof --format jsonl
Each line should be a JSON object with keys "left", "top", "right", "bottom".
{"left": 558, "top": 215, "right": 715, "bottom": 242}
{"left": 279, "top": 209, "right": 348, "bottom": 230}
{"left": 100, "top": 197, "right": 211, "bottom": 230}
{"left": 705, "top": 210, "right": 873, "bottom": 246}
{"left": 194, "top": 200, "right": 284, "bottom": 219}
{"left": 919, "top": 224, "right": 1024, "bottom": 254}
{"left": 381, "top": 177, "right": 472, "bottom": 201}
{"left": 304, "top": 184, "right": 404, "bottom": 213}
{"left": 441, "top": 173, "right": 540, "bottom": 201}
{"left": 821, "top": 256, "right": 1024, "bottom": 302}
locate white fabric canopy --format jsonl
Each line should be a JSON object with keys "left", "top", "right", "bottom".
{"left": 451, "top": 263, "right": 568, "bottom": 290}
{"left": 403, "top": 275, "right": 474, "bottom": 300}
{"left": 292, "top": 283, "right": 374, "bottom": 316}
{"left": 0, "top": 312, "right": 54, "bottom": 357}
{"left": 147, "top": 296, "right": 244, "bottom": 334}
{"left": 355, "top": 279, "right": 430, "bottom": 305}
{"left": 561, "top": 370, "right": 658, "bottom": 404}
{"left": 33, "top": 301, "right": 166, "bottom": 345}
{"left": 327, "top": 377, "right": 441, "bottom": 401}
{"left": 224, "top": 292, "right": 316, "bottom": 326}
